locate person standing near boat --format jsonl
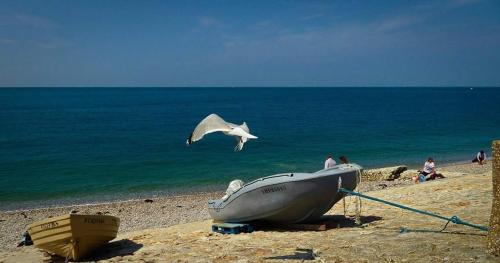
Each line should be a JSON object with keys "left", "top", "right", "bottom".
{"left": 472, "top": 150, "right": 487, "bottom": 165}
{"left": 324, "top": 155, "right": 336, "bottom": 169}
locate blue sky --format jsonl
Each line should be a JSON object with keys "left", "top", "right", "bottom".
{"left": 0, "top": 0, "right": 499, "bottom": 87}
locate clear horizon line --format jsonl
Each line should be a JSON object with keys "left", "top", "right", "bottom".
{"left": 1, "top": 86, "right": 499, "bottom": 89}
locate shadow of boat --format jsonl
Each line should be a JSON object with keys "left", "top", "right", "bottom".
{"left": 251, "top": 214, "right": 383, "bottom": 232}
{"left": 265, "top": 248, "right": 315, "bottom": 260}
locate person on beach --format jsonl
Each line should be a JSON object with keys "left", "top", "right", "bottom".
{"left": 324, "top": 155, "right": 336, "bottom": 169}
{"left": 414, "top": 158, "right": 434, "bottom": 182}
{"left": 416, "top": 157, "right": 445, "bottom": 182}
{"left": 472, "top": 150, "right": 486, "bottom": 165}
{"left": 339, "top": 156, "right": 349, "bottom": 164}
{"left": 422, "top": 157, "right": 435, "bottom": 176}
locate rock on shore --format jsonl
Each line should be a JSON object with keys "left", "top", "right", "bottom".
{"left": 362, "top": 165, "right": 408, "bottom": 181}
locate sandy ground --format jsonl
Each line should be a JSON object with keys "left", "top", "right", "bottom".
{"left": 0, "top": 162, "right": 496, "bottom": 262}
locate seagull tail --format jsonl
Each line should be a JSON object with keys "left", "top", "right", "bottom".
{"left": 246, "top": 134, "right": 258, "bottom": 139}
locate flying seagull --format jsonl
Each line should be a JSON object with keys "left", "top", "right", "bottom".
{"left": 186, "top": 113, "right": 258, "bottom": 151}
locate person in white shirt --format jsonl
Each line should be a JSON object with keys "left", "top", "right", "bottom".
{"left": 420, "top": 157, "right": 445, "bottom": 181}
{"left": 472, "top": 150, "right": 486, "bottom": 165}
{"left": 422, "top": 157, "right": 435, "bottom": 175}
{"left": 324, "top": 155, "right": 336, "bottom": 169}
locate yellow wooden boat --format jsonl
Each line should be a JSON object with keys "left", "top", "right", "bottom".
{"left": 28, "top": 214, "right": 120, "bottom": 261}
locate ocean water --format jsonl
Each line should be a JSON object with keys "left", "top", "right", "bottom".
{"left": 1, "top": 88, "right": 499, "bottom": 209}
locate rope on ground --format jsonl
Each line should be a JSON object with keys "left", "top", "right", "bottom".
{"left": 400, "top": 218, "right": 453, "bottom": 233}
{"left": 339, "top": 187, "right": 489, "bottom": 232}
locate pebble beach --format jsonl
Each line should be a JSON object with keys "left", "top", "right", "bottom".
{"left": 0, "top": 161, "right": 496, "bottom": 262}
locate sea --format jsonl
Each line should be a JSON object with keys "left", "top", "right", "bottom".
{"left": 1, "top": 87, "right": 499, "bottom": 210}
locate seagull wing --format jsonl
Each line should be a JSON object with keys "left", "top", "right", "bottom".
{"left": 187, "top": 114, "right": 232, "bottom": 144}
{"left": 239, "top": 122, "right": 250, "bottom": 133}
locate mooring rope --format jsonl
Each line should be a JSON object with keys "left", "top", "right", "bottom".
{"left": 338, "top": 187, "right": 489, "bottom": 232}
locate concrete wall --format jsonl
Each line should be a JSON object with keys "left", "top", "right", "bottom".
{"left": 488, "top": 140, "right": 500, "bottom": 256}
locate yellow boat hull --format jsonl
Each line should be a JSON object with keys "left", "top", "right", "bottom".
{"left": 28, "top": 214, "right": 120, "bottom": 261}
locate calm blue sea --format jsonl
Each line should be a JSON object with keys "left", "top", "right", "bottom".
{"left": 1, "top": 88, "right": 499, "bottom": 210}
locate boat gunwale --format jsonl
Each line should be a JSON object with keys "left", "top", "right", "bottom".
{"left": 28, "top": 214, "right": 120, "bottom": 229}
{"left": 28, "top": 214, "right": 71, "bottom": 230}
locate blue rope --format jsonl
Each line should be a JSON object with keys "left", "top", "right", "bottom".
{"left": 400, "top": 217, "right": 453, "bottom": 233}
{"left": 338, "top": 188, "right": 489, "bottom": 232}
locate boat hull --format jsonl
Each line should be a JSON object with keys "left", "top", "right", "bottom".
{"left": 208, "top": 163, "right": 362, "bottom": 223}
{"left": 28, "top": 214, "right": 120, "bottom": 260}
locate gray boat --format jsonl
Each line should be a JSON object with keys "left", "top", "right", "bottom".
{"left": 208, "top": 163, "right": 362, "bottom": 223}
